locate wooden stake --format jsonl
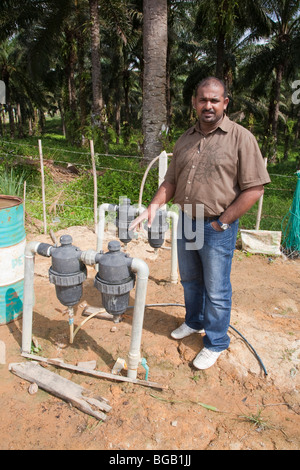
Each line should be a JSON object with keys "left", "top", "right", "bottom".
{"left": 23, "top": 180, "right": 26, "bottom": 224}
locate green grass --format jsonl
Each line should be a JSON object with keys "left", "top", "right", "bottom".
{"left": 239, "top": 160, "right": 298, "bottom": 232}
{"left": 0, "top": 116, "right": 297, "bottom": 234}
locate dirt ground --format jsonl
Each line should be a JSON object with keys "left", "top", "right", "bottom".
{"left": 0, "top": 224, "right": 299, "bottom": 451}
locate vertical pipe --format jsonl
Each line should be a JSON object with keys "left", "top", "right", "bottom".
{"left": 22, "top": 242, "right": 40, "bottom": 353}
{"left": 127, "top": 258, "right": 149, "bottom": 379}
{"left": 158, "top": 151, "right": 168, "bottom": 212}
{"left": 96, "top": 203, "right": 118, "bottom": 253}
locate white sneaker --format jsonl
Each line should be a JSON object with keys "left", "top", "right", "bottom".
{"left": 171, "top": 322, "right": 205, "bottom": 340}
{"left": 193, "top": 347, "right": 222, "bottom": 370}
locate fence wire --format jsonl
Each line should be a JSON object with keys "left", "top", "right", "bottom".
{"left": 0, "top": 139, "right": 297, "bottom": 251}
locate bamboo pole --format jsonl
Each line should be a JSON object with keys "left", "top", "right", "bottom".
{"left": 90, "top": 140, "right": 98, "bottom": 233}
{"left": 38, "top": 139, "right": 47, "bottom": 234}
{"left": 23, "top": 180, "right": 26, "bottom": 223}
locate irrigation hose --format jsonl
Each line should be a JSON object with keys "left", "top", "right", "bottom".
{"left": 71, "top": 308, "right": 107, "bottom": 343}
{"left": 69, "top": 302, "right": 268, "bottom": 376}
{"left": 128, "top": 303, "right": 268, "bottom": 376}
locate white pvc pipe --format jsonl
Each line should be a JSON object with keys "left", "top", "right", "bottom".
{"left": 21, "top": 240, "right": 150, "bottom": 380}
{"left": 96, "top": 203, "right": 118, "bottom": 253}
{"left": 22, "top": 241, "right": 41, "bottom": 353}
{"left": 167, "top": 210, "right": 178, "bottom": 284}
{"left": 127, "top": 258, "right": 149, "bottom": 379}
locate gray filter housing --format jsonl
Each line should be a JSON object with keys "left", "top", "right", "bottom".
{"left": 94, "top": 240, "right": 135, "bottom": 316}
{"left": 147, "top": 210, "right": 169, "bottom": 249}
{"left": 49, "top": 235, "right": 87, "bottom": 306}
{"left": 116, "top": 198, "right": 135, "bottom": 244}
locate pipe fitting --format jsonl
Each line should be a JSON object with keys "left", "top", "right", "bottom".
{"left": 80, "top": 249, "right": 102, "bottom": 266}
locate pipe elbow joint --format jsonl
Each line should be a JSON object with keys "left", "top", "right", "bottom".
{"left": 130, "top": 257, "right": 149, "bottom": 279}
{"left": 25, "top": 241, "right": 41, "bottom": 257}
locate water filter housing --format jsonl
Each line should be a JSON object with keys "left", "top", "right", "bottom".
{"left": 94, "top": 240, "right": 135, "bottom": 316}
{"left": 49, "top": 235, "right": 87, "bottom": 306}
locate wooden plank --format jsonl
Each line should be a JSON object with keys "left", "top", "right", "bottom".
{"left": 9, "top": 362, "right": 111, "bottom": 421}
{"left": 21, "top": 352, "right": 168, "bottom": 390}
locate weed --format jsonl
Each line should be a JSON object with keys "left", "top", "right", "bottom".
{"left": 280, "top": 348, "right": 296, "bottom": 362}
{"left": 239, "top": 406, "right": 271, "bottom": 431}
{"left": 0, "top": 167, "right": 28, "bottom": 196}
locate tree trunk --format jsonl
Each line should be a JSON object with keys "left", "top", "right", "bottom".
{"left": 266, "top": 62, "right": 284, "bottom": 161}
{"left": 216, "top": 31, "right": 225, "bottom": 80}
{"left": 272, "top": 63, "right": 284, "bottom": 139}
{"left": 89, "top": 0, "right": 105, "bottom": 127}
{"left": 77, "top": 26, "right": 88, "bottom": 145}
{"left": 64, "top": 28, "right": 78, "bottom": 144}
{"left": 2, "top": 69, "right": 14, "bottom": 138}
{"left": 65, "top": 29, "right": 77, "bottom": 116}
{"left": 166, "top": 39, "right": 172, "bottom": 132}
{"left": 142, "top": 0, "right": 168, "bottom": 163}
{"left": 17, "top": 103, "right": 24, "bottom": 138}
{"left": 123, "top": 67, "right": 130, "bottom": 145}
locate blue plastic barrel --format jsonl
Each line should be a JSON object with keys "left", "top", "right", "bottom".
{"left": 0, "top": 195, "right": 26, "bottom": 324}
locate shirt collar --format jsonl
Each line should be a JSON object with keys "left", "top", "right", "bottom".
{"left": 188, "top": 114, "right": 232, "bottom": 135}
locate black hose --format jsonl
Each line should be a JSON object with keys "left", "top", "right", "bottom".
{"left": 228, "top": 324, "right": 268, "bottom": 376}
{"left": 128, "top": 303, "right": 268, "bottom": 376}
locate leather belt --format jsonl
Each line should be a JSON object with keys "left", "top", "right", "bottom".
{"left": 192, "top": 216, "right": 219, "bottom": 221}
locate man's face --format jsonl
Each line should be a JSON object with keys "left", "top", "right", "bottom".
{"left": 193, "top": 84, "right": 229, "bottom": 126}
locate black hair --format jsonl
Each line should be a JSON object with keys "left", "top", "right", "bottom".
{"left": 194, "top": 77, "right": 228, "bottom": 98}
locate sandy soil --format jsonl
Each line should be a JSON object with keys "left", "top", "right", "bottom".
{"left": 0, "top": 225, "right": 299, "bottom": 450}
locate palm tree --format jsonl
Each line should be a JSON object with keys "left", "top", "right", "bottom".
{"left": 241, "top": 0, "right": 300, "bottom": 158}
{"left": 89, "top": 0, "right": 106, "bottom": 129}
{"left": 192, "top": 0, "right": 271, "bottom": 90}
{"left": 142, "top": 0, "right": 168, "bottom": 163}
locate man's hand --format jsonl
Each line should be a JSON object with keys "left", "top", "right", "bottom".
{"left": 211, "top": 220, "right": 223, "bottom": 231}
{"left": 129, "top": 209, "right": 149, "bottom": 233}
{"left": 129, "top": 205, "right": 158, "bottom": 232}
{"left": 129, "top": 180, "right": 176, "bottom": 232}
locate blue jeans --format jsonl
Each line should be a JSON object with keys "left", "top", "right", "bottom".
{"left": 177, "top": 212, "right": 239, "bottom": 352}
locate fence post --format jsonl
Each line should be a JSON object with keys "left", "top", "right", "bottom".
{"left": 38, "top": 139, "right": 47, "bottom": 234}
{"left": 90, "top": 140, "right": 98, "bottom": 233}
{"left": 255, "top": 157, "right": 268, "bottom": 230}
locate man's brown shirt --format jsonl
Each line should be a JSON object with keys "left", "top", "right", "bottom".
{"left": 164, "top": 116, "right": 271, "bottom": 217}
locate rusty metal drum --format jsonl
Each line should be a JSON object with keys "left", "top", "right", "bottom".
{"left": 0, "top": 195, "right": 26, "bottom": 324}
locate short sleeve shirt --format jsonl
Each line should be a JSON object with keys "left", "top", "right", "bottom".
{"left": 164, "top": 116, "right": 271, "bottom": 217}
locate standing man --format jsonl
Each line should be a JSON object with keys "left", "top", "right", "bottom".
{"left": 130, "top": 77, "right": 270, "bottom": 369}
